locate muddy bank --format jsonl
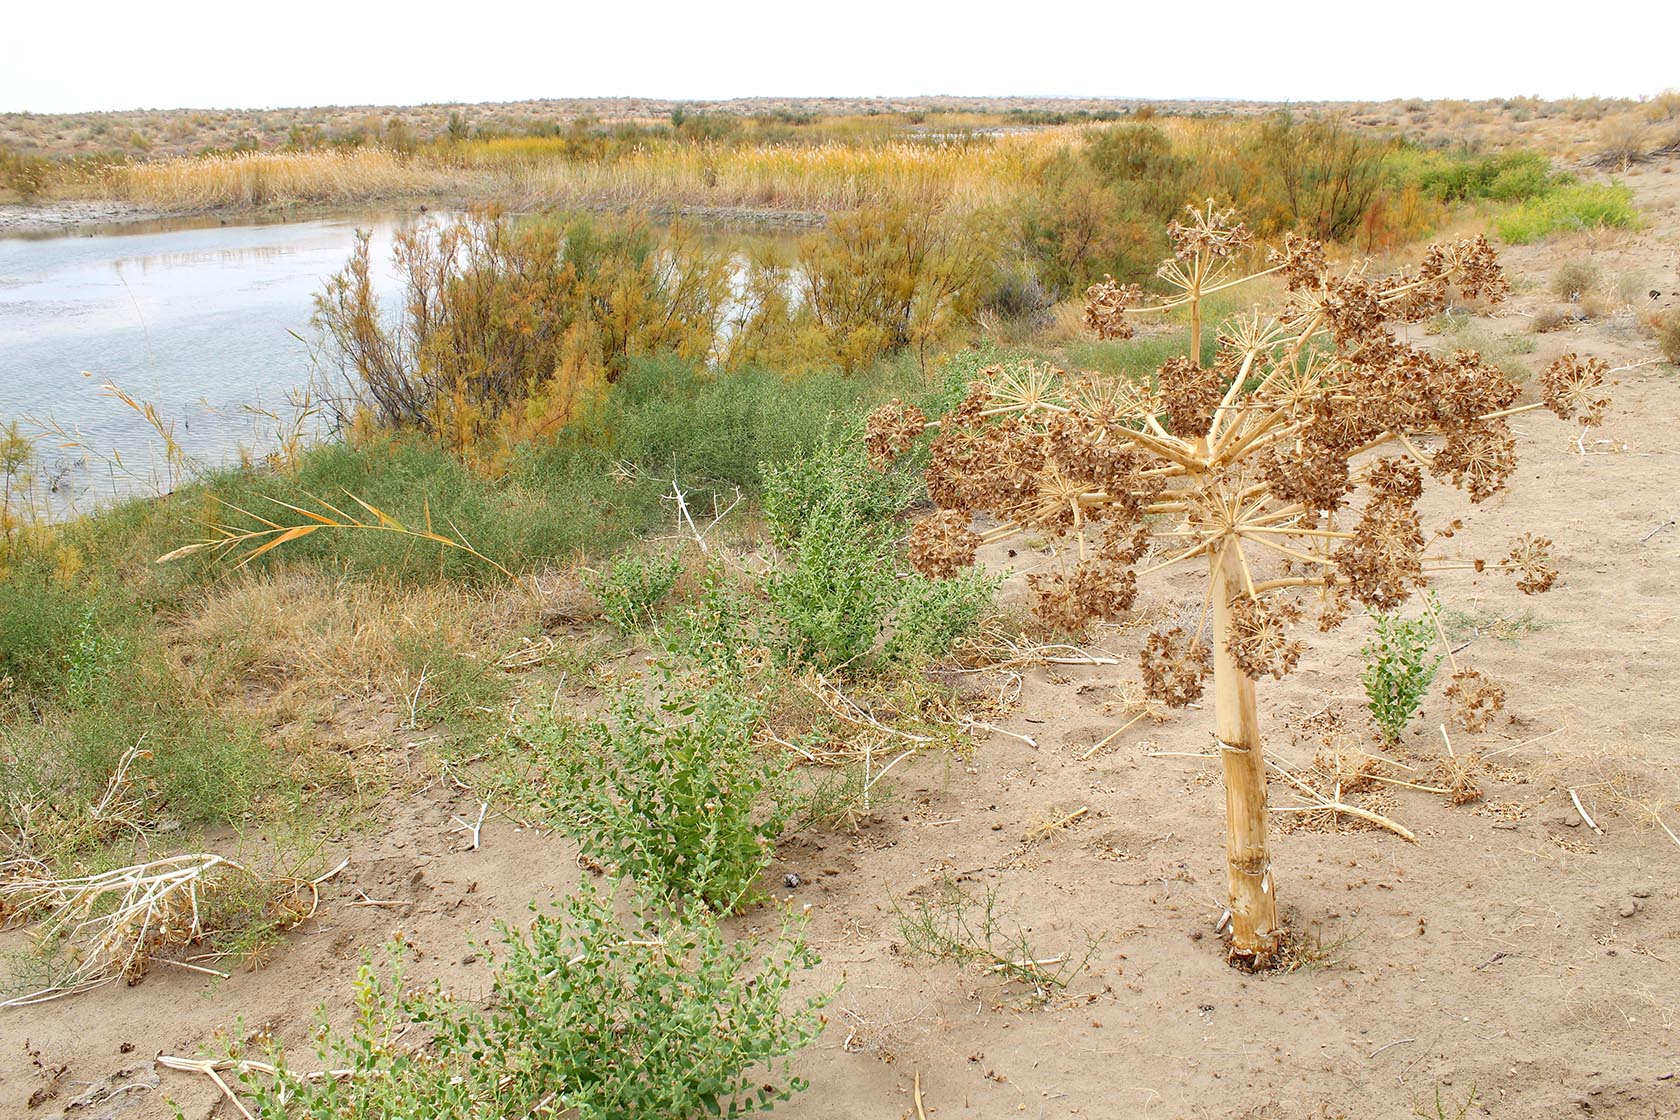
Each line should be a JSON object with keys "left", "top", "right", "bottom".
{"left": 0, "top": 200, "right": 176, "bottom": 236}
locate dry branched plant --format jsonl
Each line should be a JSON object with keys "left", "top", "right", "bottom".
{"left": 868, "top": 200, "right": 1608, "bottom": 968}
{"left": 0, "top": 854, "right": 333, "bottom": 1005}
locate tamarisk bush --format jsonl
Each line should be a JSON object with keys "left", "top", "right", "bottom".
{"left": 867, "top": 200, "right": 1610, "bottom": 968}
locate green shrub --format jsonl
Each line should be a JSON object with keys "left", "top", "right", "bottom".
{"left": 760, "top": 428, "right": 922, "bottom": 551}
{"left": 1361, "top": 596, "right": 1443, "bottom": 744}
{"left": 761, "top": 433, "right": 997, "bottom": 673}
{"left": 1495, "top": 183, "right": 1638, "bottom": 244}
{"left": 529, "top": 676, "right": 782, "bottom": 912}
{"left": 586, "top": 548, "right": 683, "bottom": 633}
{"left": 656, "top": 563, "right": 755, "bottom": 673}
{"left": 233, "top": 882, "right": 830, "bottom": 1119}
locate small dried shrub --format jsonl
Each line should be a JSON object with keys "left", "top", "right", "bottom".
{"left": 1551, "top": 259, "right": 1601, "bottom": 303}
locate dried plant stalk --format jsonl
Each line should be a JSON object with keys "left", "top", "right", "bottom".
{"left": 871, "top": 200, "right": 1606, "bottom": 968}
{"left": 0, "top": 854, "right": 322, "bottom": 1006}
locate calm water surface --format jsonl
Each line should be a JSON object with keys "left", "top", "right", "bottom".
{"left": 0, "top": 213, "right": 411, "bottom": 505}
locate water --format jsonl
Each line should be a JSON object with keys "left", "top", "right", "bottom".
{"left": 0, "top": 213, "right": 412, "bottom": 508}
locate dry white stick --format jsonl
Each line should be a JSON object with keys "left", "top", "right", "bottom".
{"left": 962, "top": 717, "right": 1037, "bottom": 749}
{"left": 451, "top": 801, "right": 489, "bottom": 851}
{"left": 1267, "top": 761, "right": 1418, "bottom": 843}
{"left": 1078, "top": 711, "right": 1150, "bottom": 760}
{"left": 1568, "top": 788, "right": 1604, "bottom": 835}
{"left": 154, "top": 958, "right": 232, "bottom": 980}
{"left": 156, "top": 1057, "right": 257, "bottom": 1120}
{"left": 983, "top": 955, "right": 1067, "bottom": 975}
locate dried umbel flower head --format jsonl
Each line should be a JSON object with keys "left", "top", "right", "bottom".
{"left": 1084, "top": 276, "right": 1143, "bottom": 340}
{"left": 1167, "top": 200, "right": 1253, "bottom": 261}
{"left": 1028, "top": 559, "right": 1138, "bottom": 633}
{"left": 864, "top": 398, "right": 927, "bottom": 468}
{"left": 1140, "top": 627, "right": 1210, "bottom": 708}
{"left": 1227, "top": 595, "right": 1305, "bottom": 680}
{"left": 1444, "top": 668, "right": 1506, "bottom": 733}
{"left": 908, "top": 509, "right": 980, "bottom": 579}
{"left": 1502, "top": 533, "right": 1558, "bottom": 595}
{"left": 1429, "top": 753, "right": 1484, "bottom": 806}
{"left": 1541, "top": 352, "right": 1612, "bottom": 427}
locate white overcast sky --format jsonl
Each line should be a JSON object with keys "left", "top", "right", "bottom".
{"left": 3, "top": 0, "right": 1673, "bottom": 113}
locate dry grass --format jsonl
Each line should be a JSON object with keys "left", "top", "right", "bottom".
{"left": 113, "top": 147, "right": 431, "bottom": 208}
{"left": 173, "top": 567, "right": 524, "bottom": 726}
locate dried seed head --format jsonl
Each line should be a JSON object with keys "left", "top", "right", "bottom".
{"left": 1167, "top": 201, "right": 1253, "bottom": 261}
{"left": 1140, "top": 626, "right": 1211, "bottom": 708}
{"left": 863, "top": 399, "right": 927, "bottom": 468}
{"left": 1501, "top": 533, "right": 1558, "bottom": 594}
{"left": 908, "top": 509, "right": 980, "bottom": 578}
{"left": 1158, "top": 355, "right": 1226, "bottom": 437}
{"left": 1268, "top": 232, "right": 1328, "bottom": 291}
{"left": 1084, "top": 276, "right": 1143, "bottom": 340}
{"left": 1226, "top": 595, "right": 1305, "bottom": 680}
{"left": 1028, "top": 558, "right": 1137, "bottom": 633}
{"left": 1444, "top": 668, "right": 1506, "bottom": 733}
{"left": 1335, "top": 459, "right": 1425, "bottom": 610}
{"left": 1540, "top": 352, "right": 1611, "bottom": 427}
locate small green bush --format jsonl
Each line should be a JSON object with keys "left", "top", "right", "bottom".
{"left": 1361, "top": 596, "right": 1443, "bottom": 744}
{"left": 1496, "top": 183, "right": 1638, "bottom": 245}
{"left": 762, "top": 435, "right": 998, "bottom": 674}
{"left": 586, "top": 549, "right": 683, "bottom": 633}
{"left": 529, "top": 676, "right": 782, "bottom": 912}
{"left": 233, "top": 882, "right": 830, "bottom": 1119}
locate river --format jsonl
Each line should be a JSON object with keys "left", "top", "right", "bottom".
{"left": 0, "top": 212, "right": 413, "bottom": 509}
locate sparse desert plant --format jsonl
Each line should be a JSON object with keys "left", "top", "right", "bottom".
{"left": 1361, "top": 595, "right": 1444, "bottom": 744}
{"left": 1551, "top": 259, "right": 1601, "bottom": 303}
{"left": 0, "top": 853, "right": 323, "bottom": 1005}
{"left": 897, "top": 874, "right": 1103, "bottom": 1003}
{"left": 1594, "top": 117, "right": 1651, "bottom": 171}
{"left": 869, "top": 200, "right": 1608, "bottom": 967}
{"left": 761, "top": 434, "right": 998, "bottom": 674}
{"left": 586, "top": 548, "right": 683, "bottom": 633}
{"left": 528, "top": 674, "right": 784, "bottom": 913}
{"left": 1654, "top": 308, "right": 1680, "bottom": 366}
{"left": 222, "top": 882, "right": 830, "bottom": 1119}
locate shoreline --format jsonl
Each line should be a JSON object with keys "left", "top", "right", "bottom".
{"left": 0, "top": 196, "right": 829, "bottom": 239}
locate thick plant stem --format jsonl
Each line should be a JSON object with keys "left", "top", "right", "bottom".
{"left": 1210, "top": 543, "right": 1280, "bottom": 968}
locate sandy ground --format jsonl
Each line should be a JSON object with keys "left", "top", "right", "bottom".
{"left": 3, "top": 166, "right": 1679, "bottom": 1119}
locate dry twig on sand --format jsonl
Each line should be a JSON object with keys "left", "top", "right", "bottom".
{"left": 0, "top": 854, "right": 344, "bottom": 1006}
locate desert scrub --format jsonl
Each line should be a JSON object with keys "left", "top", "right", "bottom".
{"left": 1361, "top": 595, "right": 1444, "bottom": 744}
{"left": 229, "top": 882, "right": 831, "bottom": 1119}
{"left": 761, "top": 434, "right": 999, "bottom": 673}
{"left": 586, "top": 548, "right": 683, "bottom": 633}
{"left": 1495, "top": 182, "right": 1637, "bottom": 244}
{"left": 527, "top": 675, "right": 783, "bottom": 912}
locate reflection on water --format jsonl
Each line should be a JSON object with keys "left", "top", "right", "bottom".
{"left": 0, "top": 213, "right": 413, "bottom": 509}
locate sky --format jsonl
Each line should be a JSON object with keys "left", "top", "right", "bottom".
{"left": 3, "top": 0, "right": 1673, "bottom": 113}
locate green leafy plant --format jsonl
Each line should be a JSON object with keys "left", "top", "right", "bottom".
{"left": 528, "top": 676, "right": 783, "bottom": 912}
{"left": 761, "top": 435, "right": 997, "bottom": 673}
{"left": 230, "top": 882, "right": 831, "bottom": 1119}
{"left": 1361, "top": 595, "right": 1445, "bottom": 744}
{"left": 587, "top": 548, "right": 683, "bottom": 633}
